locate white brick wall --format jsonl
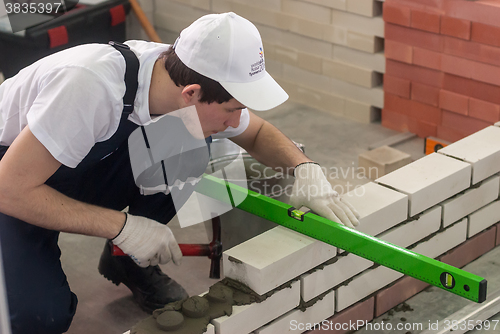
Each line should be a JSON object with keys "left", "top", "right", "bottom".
{"left": 376, "top": 153, "right": 472, "bottom": 216}
{"left": 341, "top": 182, "right": 408, "bottom": 237}
{"left": 254, "top": 290, "right": 335, "bottom": 333}
{"left": 441, "top": 176, "right": 500, "bottom": 228}
{"left": 336, "top": 266, "right": 403, "bottom": 311}
{"left": 300, "top": 253, "right": 372, "bottom": 302}
{"left": 223, "top": 226, "right": 336, "bottom": 295}
{"left": 379, "top": 206, "right": 441, "bottom": 248}
{"left": 468, "top": 200, "right": 500, "bottom": 237}
{"left": 439, "top": 126, "right": 500, "bottom": 185}
{"left": 411, "top": 218, "right": 468, "bottom": 258}
{"left": 211, "top": 281, "right": 301, "bottom": 334}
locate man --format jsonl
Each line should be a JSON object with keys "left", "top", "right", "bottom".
{"left": 0, "top": 12, "right": 359, "bottom": 333}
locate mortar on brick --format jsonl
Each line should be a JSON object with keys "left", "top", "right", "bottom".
{"left": 358, "top": 145, "right": 412, "bottom": 180}
{"left": 223, "top": 225, "right": 336, "bottom": 295}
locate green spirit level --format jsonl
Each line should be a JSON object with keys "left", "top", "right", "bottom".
{"left": 196, "top": 174, "right": 487, "bottom": 303}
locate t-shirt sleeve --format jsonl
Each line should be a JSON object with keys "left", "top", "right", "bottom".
{"left": 212, "top": 108, "right": 250, "bottom": 139}
{"left": 27, "top": 67, "right": 123, "bottom": 168}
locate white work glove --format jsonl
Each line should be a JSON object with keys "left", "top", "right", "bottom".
{"left": 290, "top": 162, "right": 360, "bottom": 228}
{"left": 112, "top": 213, "right": 183, "bottom": 268}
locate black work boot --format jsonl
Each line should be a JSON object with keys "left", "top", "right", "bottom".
{"left": 98, "top": 241, "right": 189, "bottom": 313}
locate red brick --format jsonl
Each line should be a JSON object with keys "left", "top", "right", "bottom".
{"left": 410, "top": 99, "right": 441, "bottom": 124}
{"left": 413, "top": 47, "right": 441, "bottom": 70}
{"left": 439, "top": 226, "right": 497, "bottom": 268}
{"left": 411, "top": 82, "right": 440, "bottom": 106}
{"left": 471, "top": 22, "right": 500, "bottom": 48}
{"left": 383, "top": 3, "right": 411, "bottom": 27}
{"left": 386, "top": 59, "right": 443, "bottom": 88}
{"left": 384, "top": 93, "right": 412, "bottom": 115}
{"left": 440, "top": 54, "right": 474, "bottom": 79}
{"left": 443, "top": 73, "right": 500, "bottom": 105}
{"left": 375, "top": 276, "right": 429, "bottom": 317}
{"left": 382, "top": 109, "right": 410, "bottom": 133}
{"left": 411, "top": 9, "right": 440, "bottom": 33}
{"left": 437, "top": 125, "right": 468, "bottom": 142}
{"left": 385, "top": 40, "right": 413, "bottom": 64}
{"left": 442, "top": 0, "right": 500, "bottom": 29}
{"left": 385, "top": 23, "right": 443, "bottom": 53}
{"left": 469, "top": 98, "right": 500, "bottom": 123}
{"left": 441, "top": 110, "right": 491, "bottom": 136}
{"left": 472, "top": 61, "right": 500, "bottom": 87}
{"left": 497, "top": 222, "right": 500, "bottom": 246}
{"left": 308, "top": 297, "right": 374, "bottom": 333}
{"left": 416, "top": 119, "right": 438, "bottom": 138}
{"left": 443, "top": 36, "right": 500, "bottom": 68}
{"left": 440, "top": 16, "right": 471, "bottom": 40}
{"left": 384, "top": 75, "right": 411, "bottom": 99}
{"left": 439, "top": 90, "right": 469, "bottom": 115}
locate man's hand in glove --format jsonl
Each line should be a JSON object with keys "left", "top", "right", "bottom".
{"left": 112, "top": 213, "right": 183, "bottom": 267}
{"left": 290, "top": 162, "right": 360, "bottom": 228}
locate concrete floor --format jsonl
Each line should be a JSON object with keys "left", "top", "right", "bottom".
{"left": 54, "top": 101, "right": 500, "bottom": 333}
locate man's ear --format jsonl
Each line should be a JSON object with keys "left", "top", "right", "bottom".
{"left": 181, "top": 84, "right": 202, "bottom": 105}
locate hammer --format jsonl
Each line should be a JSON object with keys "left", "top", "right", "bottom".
{"left": 111, "top": 216, "right": 223, "bottom": 279}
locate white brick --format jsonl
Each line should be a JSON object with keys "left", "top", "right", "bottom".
{"left": 439, "top": 126, "right": 500, "bottom": 184}
{"left": 211, "top": 281, "right": 300, "bottom": 334}
{"left": 322, "top": 24, "right": 348, "bottom": 45}
{"left": 255, "top": 290, "right": 335, "bottom": 333}
{"left": 138, "top": 0, "right": 153, "bottom": 12}
{"left": 154, "top": 12, "right": 197, "bottom": 33}
{"left": 336, "top": 266, "right": 403, "bottom": 311}
{"left": 282, "top": 0, "right": 332, "bottom": 24}
{"left": 379, "top": 206, "right": 442, "bottom": 248}
{"left": 328, "top": 76, "right": 384, "bottom": 108}
{"left": 468, "top": 200, "right": 500, "bottom": 237}
{"left": 333, "top": 45, "right": 385, "bottom": 73}
{"left": 344, "top": 99, "right": 380, "bottom": 124}
{"left": 411, "top": 218, "right": 468, "bottom": 258}
{"left": 331, "top": 9, "right": 384, "bottom": 38}
{"left": 164, "top": 0, "right": 211, "bottom": 11}
{"left": 223, "top": 226, "right": 336, "bottom": 295}
{"left": 347, "top": 31, "right": 382, "bottom": 53}
{"left": 154, "top": 0, "right": 209, "bottom": 22}
{"left": 341, "top": 182, "right": 408, "bottom": 237}
{"left": 322, "top": 59, "right": 376, "bottom": 88}
{"left": 303, "top": 0, "right": 346, "bottom": 11}
{"left": 346, "top": 0, "right": 382, "bottom": 17}
{"left": 301, "top": 253, "right": 372, "bottom": 302}
{"left": 376, "top": 153, "right": 472, "bottom": 217}
{"left": 441, "top": 175, "right": 500, "bottom": 228}
{"left": 230, "top": 0, "right": 281, "bottom": 12}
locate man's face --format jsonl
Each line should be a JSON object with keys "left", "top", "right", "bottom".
{"left": 195, "top": 98, "right": 245, "bottom": 138}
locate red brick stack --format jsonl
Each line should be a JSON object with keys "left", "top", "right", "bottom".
{"left": 382, "top": 0, "right": 500, "bottom": 142}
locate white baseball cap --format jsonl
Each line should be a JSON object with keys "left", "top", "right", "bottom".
{"left": 173, "top": 12, "right": 289, "bottom": 111}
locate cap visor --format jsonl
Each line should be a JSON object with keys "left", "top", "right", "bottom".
{"left": 220, "top": 72, "right": 289, "bottom": 111}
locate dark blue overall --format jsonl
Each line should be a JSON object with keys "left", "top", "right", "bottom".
{"left": 0, "top": 43, "right": 199, "bottom": 334}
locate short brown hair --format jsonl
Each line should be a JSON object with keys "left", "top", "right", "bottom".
{"left": 161, "top": 46, "right": 233, "bottom": 104}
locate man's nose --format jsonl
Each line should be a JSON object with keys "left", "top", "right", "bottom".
{"left": 226, "top": 110, "right": 242, "bottom": 128}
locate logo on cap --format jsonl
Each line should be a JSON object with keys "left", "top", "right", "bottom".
{"left": 249, "top": 47, "right": 265, "bottom": 77}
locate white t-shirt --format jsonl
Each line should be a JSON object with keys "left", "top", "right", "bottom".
{"left": 0, "top": 40, "right": 250, "bottom": 168}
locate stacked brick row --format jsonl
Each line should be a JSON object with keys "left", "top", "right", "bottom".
{"left": 209, "top": 124, "right": 500, "bottom": 334}
{"left": 149, "top": 0, "right": 385, "bottom": 124}
{"left": 382, "top": 0, "right": 500, "bottom": 142}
